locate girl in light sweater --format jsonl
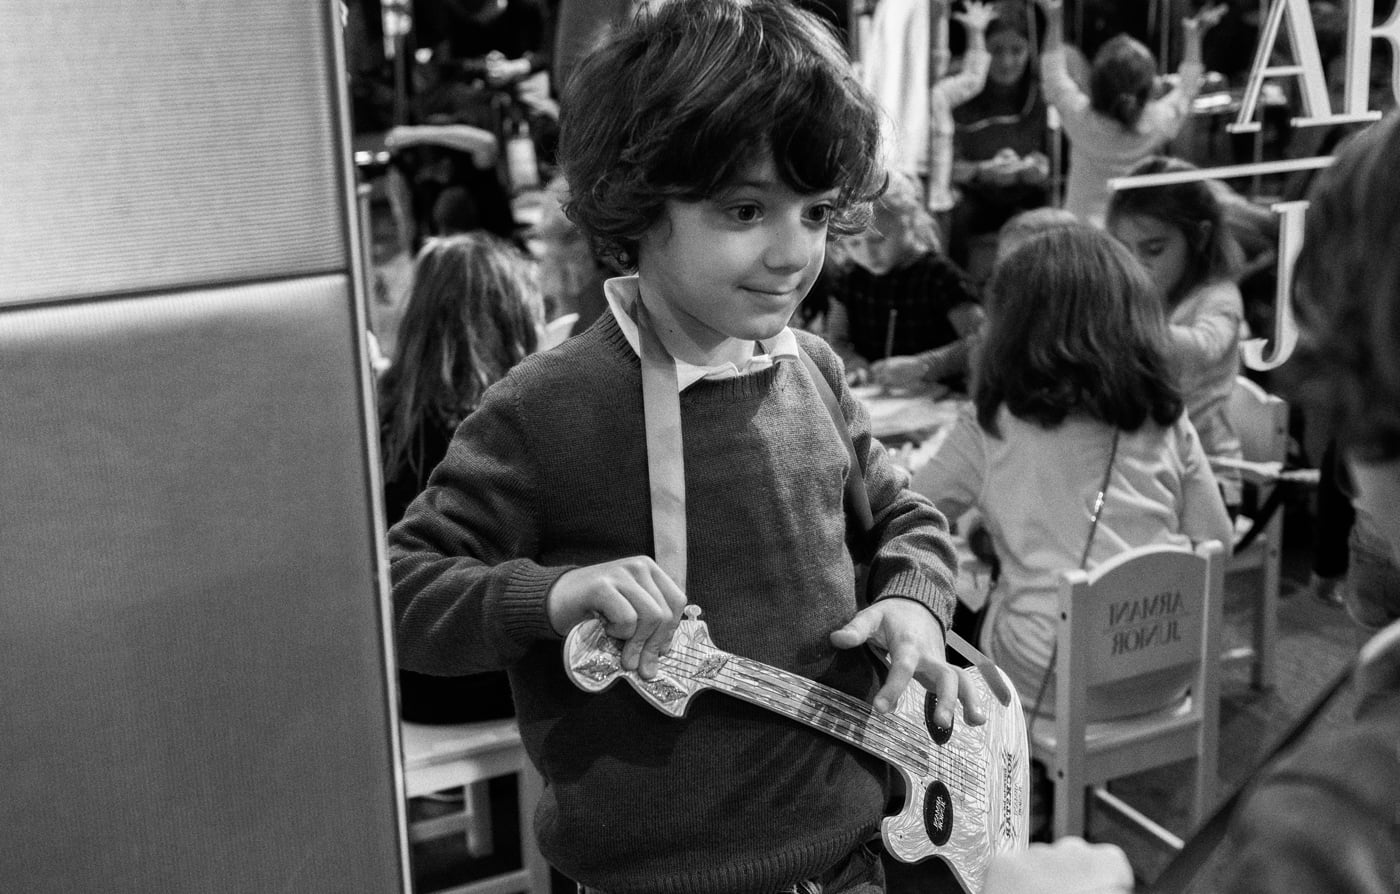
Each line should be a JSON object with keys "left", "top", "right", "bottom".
{"left": 912, "top": 224, "right": 1232, "bottom": 717}
{"left": 1108, "top": 154, "right": 1247, "bottom": 509}
{"left": 1034, "top": 0, "right": 1225, "bottom": 226}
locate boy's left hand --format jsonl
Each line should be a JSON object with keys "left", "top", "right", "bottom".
{"left": 830, "top": 597, "right": 987, "bottom": 729}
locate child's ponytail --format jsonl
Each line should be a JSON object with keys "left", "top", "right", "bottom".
{"left": 1089, "top": 34, "right": 1156, "bottom": 129}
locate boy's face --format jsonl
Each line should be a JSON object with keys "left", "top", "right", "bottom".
{"left": 636, "top": 155, "right": 836, "bottom": 351}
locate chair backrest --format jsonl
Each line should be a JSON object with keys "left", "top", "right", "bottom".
{"left": 1227, "top": 376, "right": 1288, "bottom": 465}
{"left": 1057, "top": 542, "right": 1226, "bottom": 724}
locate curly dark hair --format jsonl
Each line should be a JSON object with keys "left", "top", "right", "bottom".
{"left": 976, "top": 225, "right": 1183, "bottom": 437}
{"left": 1287, "top": 113, "right": 1400, "bottom": 463}
{"left": 556, "top": 0, "right": 886, "bottom": 269}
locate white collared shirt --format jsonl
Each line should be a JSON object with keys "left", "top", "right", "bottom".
{"left": 603, "top": 276, "right": 799, "bottom": 392}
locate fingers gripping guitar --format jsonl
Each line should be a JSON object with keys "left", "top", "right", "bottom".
{"left": 564, "top": 606, "right": 1030, "bottom": 894}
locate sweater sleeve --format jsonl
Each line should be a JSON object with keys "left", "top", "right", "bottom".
{"left": 936, "top": 44, "right": 990, "bottom": 110}
{"left": 807, "top": 337, "right": 960, "bottom": 629}
{"left": 1039, "top": 46, "right": 1092, "bottom": 136}
{"left": 1168, "top": 281, "right": 1244, "bottom": 371}
{"left": 1147, "top": 58, "right": 1205, "bottom": 139}
{"left": 1174, "top": 414, "right": 1234, "bottom": 550}
{"left": 389, "top": 375, "right": 567, "bottom": 675}
{"left": 911, "top": 401, "right": 985, "bottom": 523}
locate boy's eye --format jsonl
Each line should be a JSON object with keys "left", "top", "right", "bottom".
{"left": 1140, "top": 239, "right": 1166, "bottom": 257}
{"left": 729, "top": 203, "right": 762, "bottom": 223}
{"left": 806, "top": 203, "right": 834, "bottom": 225}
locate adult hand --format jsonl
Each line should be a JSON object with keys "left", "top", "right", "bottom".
{"left": 830, "top": 597, "right": 986, "bottom": 728}
{"left": 953, "top": 0, "right": 999, "bottom": 32}
{"left": 983, "top": 838, "right": 1135, "bottom": 894}
{"left": 547, "top": 556, "right": 687, "bottom": 679}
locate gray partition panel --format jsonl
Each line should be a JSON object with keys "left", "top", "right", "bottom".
{"left": 0, "top": 277, "right": 405, "bottom": 893}
{"left": 0, "top": 1, "right": 347, "bottom": 306}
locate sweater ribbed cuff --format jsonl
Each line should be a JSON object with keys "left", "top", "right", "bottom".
{"left": 497, "top": 560, "right": 571, "bottom": 645}
{"left": 876, "top": 569, "right": 958, "bottom": 633}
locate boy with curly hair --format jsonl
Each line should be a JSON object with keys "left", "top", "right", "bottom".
{"left": 388, "top": 1, "right": 982, "bottom": 891}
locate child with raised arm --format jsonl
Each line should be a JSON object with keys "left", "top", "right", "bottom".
{"left": 388, "top": 1, "right": 982, "bottom": 891}
{"left": 1035, "top": 0, "right": 1225, "bottom": 226}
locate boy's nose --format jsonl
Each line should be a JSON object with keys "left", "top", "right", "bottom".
{"left": 763, "top": 220, "right": 817, "bottom": 273}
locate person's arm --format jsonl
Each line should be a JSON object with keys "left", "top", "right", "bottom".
{"left": 1034, "top": 0, "right": 1091, "bottom": 126}
{"left": 1151, "top": 4, "right": 1226, "bottom": 133}
{"left": 392, "top": 375, "right": 685, "bottom": 681}
{"left": 1168, "top": 282, "right": 1245, "bottom": 370}
{"left": 937, "top": 1, "right": 995, "bottom": 107}
{"left": 390, "top": 376, "right": 563, "bottom": 676}
{"left": 804, "top": 340, "right": 983, "bottom": 727}
{"left": 1175, "top": 414, "right": 1235, "bottom": 549}
{"left": 910, "top": 401, "right": 985, "bottom": 523}
{"left": 871, "top": 303, "right": 985, "bottom": 390}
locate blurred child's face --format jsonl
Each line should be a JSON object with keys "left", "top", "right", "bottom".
{"left": 1109, "top": 212, "right": 1189, "bottom": 300}
{"left": 988, "top": 31, "right": 1031, "bottom": 88}
{"left": 843, "top": 205, "right": 915, "bottom": 276}
{"left": 636, "top": 154, "right": 834, "bottom": 350}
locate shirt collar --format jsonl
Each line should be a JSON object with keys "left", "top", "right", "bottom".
{"left": 603, "top": 275, "right": 798, "bottom": 392}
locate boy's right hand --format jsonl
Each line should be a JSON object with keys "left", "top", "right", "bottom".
{"left": 1033, "top": 0, "right": 1063, "bottom": 15}
{"left": 548, "top": 556, "right": 687, "bottom": 680}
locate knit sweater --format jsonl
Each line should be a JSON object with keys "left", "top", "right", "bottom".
{"left": 389, "top": 311, "right": 959, "bottom": 893}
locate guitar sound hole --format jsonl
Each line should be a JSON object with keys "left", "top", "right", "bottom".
{"left": 923, "top": 781, "right": 954, "bottom": 846}
{"left": 923, "top": 693, "right": 953, "bottom": 745}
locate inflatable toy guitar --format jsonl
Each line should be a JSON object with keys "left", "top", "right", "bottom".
{"left": 563, "top": 606, "right": 1029, "bottom": 894}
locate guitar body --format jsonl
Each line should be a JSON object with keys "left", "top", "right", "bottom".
{"left": 565, "top": 607, "right": 1029, "bottom": 894}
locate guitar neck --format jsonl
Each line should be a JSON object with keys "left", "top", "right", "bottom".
{"left": 677, "top": 645, "right": 929, "bottom": 775}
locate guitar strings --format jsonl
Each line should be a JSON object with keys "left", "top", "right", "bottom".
{"left": 713, "top": 658, "right": 985, "bottom": 796}
{"left": 662, "top": 642, "right": 986, "bottom": 793}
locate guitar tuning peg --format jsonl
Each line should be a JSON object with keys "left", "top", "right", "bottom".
{"left": 682, "top": 604, "right": 702, "bottom": 620}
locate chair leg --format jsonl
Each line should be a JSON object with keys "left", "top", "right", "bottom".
{"left": 464, "top": 780, "right": 494, "bottom": 858}
{"left": 1252, "top": 524, "right": 1281, "bottom": 690}
{"left": 1052, "top": 764, "right": 1086, "bottom": 840}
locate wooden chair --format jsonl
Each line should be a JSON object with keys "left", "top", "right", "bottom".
{"left": 1030, "top": 541, "right": 1225, "bottom": 847}
{"left": 401, "top": 719, "right": 551, "bottom": 894}
{"left": 1219, "top": 375, "right": 1290, "bottom": 690}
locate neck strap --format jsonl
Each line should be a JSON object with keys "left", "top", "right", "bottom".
{"left": 633, "top": 299, "right": 688, "bottom": 592}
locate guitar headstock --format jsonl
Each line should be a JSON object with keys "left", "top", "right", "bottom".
{"left": 562, "top": 605, "right": 726, "bottom": 717}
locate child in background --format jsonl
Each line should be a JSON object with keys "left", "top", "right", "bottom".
{"left": 1107, "top": 155, "right": 1246, "bottom": 509}
{"left": 912, "top": 225, "right": 1232, "bottom": 718}
{"left": 377, "top": 232, "right": 546, "bottom": 723}
{"left": 827, "top": 171, "right": 984, "bottom": 393}
{"left": 948, "top": 1, "right": 1053, "bottom": 269}
{"left": 1035, "top": 0, "right": 1225, "bottom": 226}
{"left": 993, "top": 205, "right": 1078, "bottom": 266}
{"left": 981, "top": 108, "right": 1400, "bottom": 894}
{"left": 389, "top": 1, "right": 982, "bottom": 890}
{"left": 926, "top": 1, "right": 998, "bottom": 215}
